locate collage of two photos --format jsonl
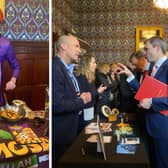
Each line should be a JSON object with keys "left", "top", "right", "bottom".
{"left": 52, "top": 1, "right": 168, "bottom": 168}
{"left": 0, "top": 0, "right": 168, "bottom": 168}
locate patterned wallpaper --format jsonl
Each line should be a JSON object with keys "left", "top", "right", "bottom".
{"left": 0, "top": 0, "right": 49, "bottom": 41}
{"left": 53, "top": 0, "right": 168, "bottom": 63}
{"left": 52, "top": 0, "right": 75, "bottom": 36}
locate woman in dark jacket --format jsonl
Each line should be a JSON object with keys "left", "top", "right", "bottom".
{"left": 76, "top": 54, "right": 106, "bottom": 133}
{"left": 95, "top": 63, "right": 120, "bottom": 117}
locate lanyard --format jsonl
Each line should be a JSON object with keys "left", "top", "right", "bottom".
{"left": 58, "top": 56, "right": 80, "bottom": 95}
{"left": 67, "top": 70, "right": 80, "bottom": 95}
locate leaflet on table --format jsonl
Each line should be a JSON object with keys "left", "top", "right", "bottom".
{"left": 124, "top": 137, "right": 140, "bottom": 144}
{"left": 86, "top": 134, "right": 112, "bottom": 143}
{"left": 116, "top": 143, "right": 136, "bottom": 154}
{"left": 85, "top": 122, "right": 112, "bottom": 134}
{"left": 135, "top": 75, "right": 168, "bottom": 100}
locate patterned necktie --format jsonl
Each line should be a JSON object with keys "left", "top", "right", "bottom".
{"left": 151, "top": 65, "right": 158, "bottom": 77}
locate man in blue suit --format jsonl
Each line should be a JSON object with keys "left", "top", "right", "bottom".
{"left": 52, "top": 34, "right": 92, "bottom": 167}
{"left": 118, "top": 36, "right": 168, "bottom": 168}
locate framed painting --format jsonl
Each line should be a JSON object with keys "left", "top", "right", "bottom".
{"left": 0, "top": 0, "right": 5, "bottom": 22}
{"left": 136, "top": 26, "right": 164, "bottom": 51}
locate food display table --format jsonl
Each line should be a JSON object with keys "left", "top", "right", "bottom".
{"left": 58, "top": 119, "right": 149, "bottom": 168}
{"left": 0, "top": 118, "right": 49, "bottom": 168}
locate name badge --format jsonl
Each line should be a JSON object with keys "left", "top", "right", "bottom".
{"left": 83, "top": 107, "right": 94, "bottom": 121}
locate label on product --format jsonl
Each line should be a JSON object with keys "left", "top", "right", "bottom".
{"left": 0, "top": 155, "right": 38, "bottom": 168}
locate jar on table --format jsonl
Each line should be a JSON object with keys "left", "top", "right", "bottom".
{"left": 12, "top": 99, "right": 32, "bottom": 118}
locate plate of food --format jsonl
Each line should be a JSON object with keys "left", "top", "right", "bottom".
{"left": 116, "top": 124, "right": 133, "bottom": 135}
{"left": 0, "top": 105, "right": 25, "bottom": 122}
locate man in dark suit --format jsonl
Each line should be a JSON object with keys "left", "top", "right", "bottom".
{"left": 118, "top": 36, "right": 168, "bottom": 168}
{"left": 52, "top": 34, "right": 92, "bottom": 167}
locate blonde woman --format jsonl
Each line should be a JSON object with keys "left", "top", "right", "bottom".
{"left": 76, "top": 54, "right": 106, "bottom": 132}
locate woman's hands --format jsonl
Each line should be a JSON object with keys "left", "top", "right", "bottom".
{"left": 97, "top": 84, "right": 107, "bottom": 94}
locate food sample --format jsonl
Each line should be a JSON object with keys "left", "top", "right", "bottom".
{"left": 116, "top": 123, "right": 130, "bottom": 127}
{"left": 116, "top": 123, "right": 133, "bottom": 135}
{"left": 1, "top": 109, "right": 22, "bottom": 120}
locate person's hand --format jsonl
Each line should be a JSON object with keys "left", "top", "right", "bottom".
{"left": 80, "top": 92, "right": 92, "bottom": 104}
{"left": 117, "top": 63, "right": 134, "bottom": 77}
{"left": 97, "top": 84, "right": 107, "bottom": 94}
{"left": 139, "top": 98, "right": 152, "bottom": 109}
{"left": 5, "top": 79, "right": 16, "bottom": 90}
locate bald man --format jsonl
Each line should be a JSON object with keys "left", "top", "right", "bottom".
{"left": 52, "top": 34, "right": 92, "bottom": 166}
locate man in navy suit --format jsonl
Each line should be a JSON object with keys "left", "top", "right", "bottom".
{"left": 118, "top": 36, "right": 168, "bottom": 168}
{"left": 52, "top": 34, "right": 92, "bottom": 167}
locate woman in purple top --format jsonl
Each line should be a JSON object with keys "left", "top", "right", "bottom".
{"left": 0, "top": 36, "right": 20, "bottom": 105}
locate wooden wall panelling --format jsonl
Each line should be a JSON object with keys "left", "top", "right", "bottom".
{"left": 4, "top": 41, "right": 49, "bottom": 110}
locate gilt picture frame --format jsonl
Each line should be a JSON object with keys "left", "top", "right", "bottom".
{"left": 0, "top": 0, "right": 5, "bottom": 22}
{"left": 136, "top": 26, "right": 164, "bottom": 51}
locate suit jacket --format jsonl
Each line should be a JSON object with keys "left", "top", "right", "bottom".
{"left": 76, "top": 74, "right": 97, "bottom": 132}
{"left": 129, "top": 59, "right": 168, "bottom": 138}
{"left": 77, "top": 74, "right": 97, "bottom": 108}
{"left": 0, "top": 37, "right": 20, "bottom": 105}
{"left": 119, "top": 73, "right": 138, "bottom": 113}
{"left": 52, "top": 56, "right": 85, "bottom": 145}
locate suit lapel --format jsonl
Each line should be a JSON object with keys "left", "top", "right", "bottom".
{"left": 57, "top": 57, "right": 77, "bottom": 93}
{"left": 154, "top": 59, "right": 168, "bottom": 79}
